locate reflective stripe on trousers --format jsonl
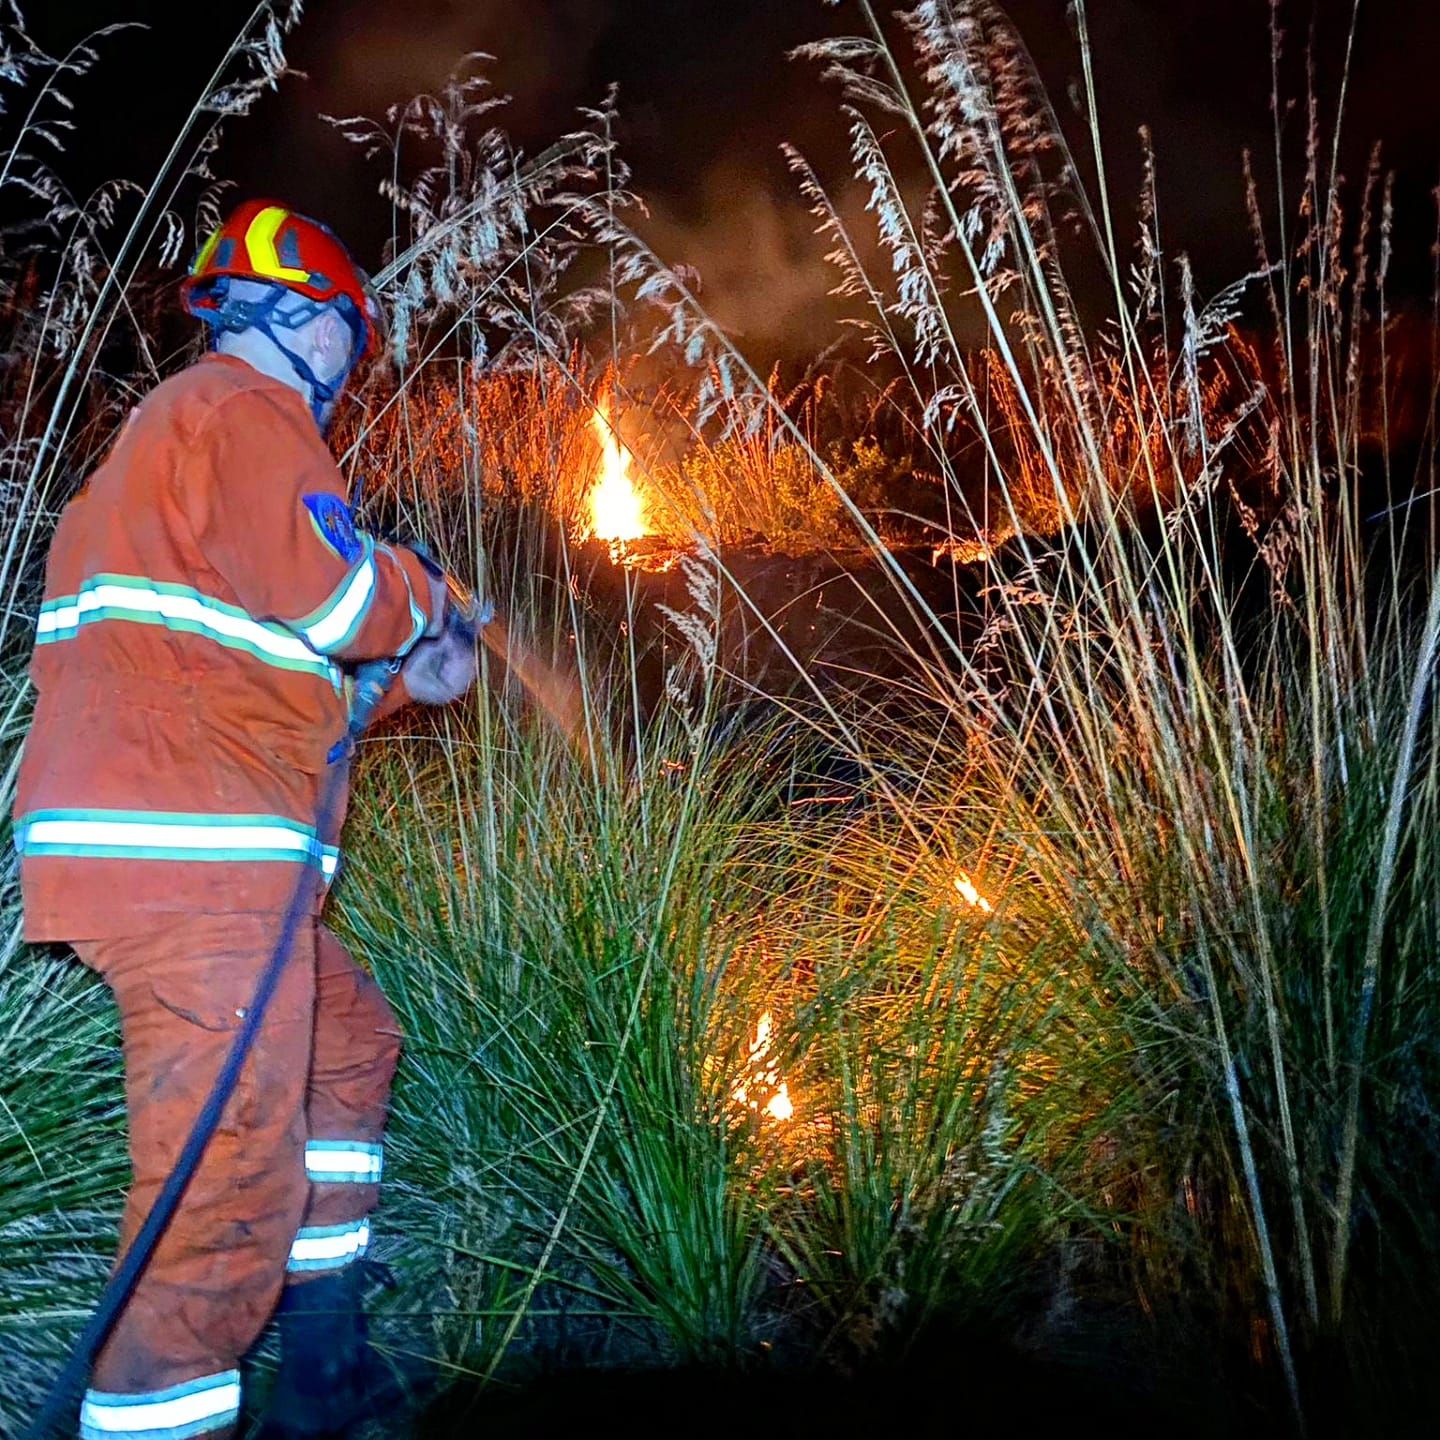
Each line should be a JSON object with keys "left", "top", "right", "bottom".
{"left": 304, "top": 1139, "right": 383, "bottom": 1184}
{"left": 287, "top": 1217, "right": 372, "bottom": 1274}
{"left": 80, "top": 1369, "right": 241, "bottom": 1439}
{"left": 286, "top": 1140, "right": 384, "bottom": 1272}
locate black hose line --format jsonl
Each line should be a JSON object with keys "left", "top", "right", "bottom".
{"left": 23, "top": 681, "right": 386, "bottom": 1440}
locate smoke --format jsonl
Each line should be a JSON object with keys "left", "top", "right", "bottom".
{"left": 314, "top": 0, "right": 614, "bottom": 130}
{"left": 639, "top": 159, "right": 994, "bottom": 361}
{"left": 639, "top": 164, "right": 844, "bottom": 354}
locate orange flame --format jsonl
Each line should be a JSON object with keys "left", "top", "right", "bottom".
{"left": 587, "top": 398, "right": 647, "bottom": 542}
{"left": 954, "top": 870, "right": 994, "bottom": 913}
{"left": 733, "top": 1010, "right": 794, "bottom": 1122}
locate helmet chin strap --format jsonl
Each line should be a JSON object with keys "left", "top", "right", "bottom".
{"left": 199, "top": 281, "right": 363, "bottom": 430}
{"left": 265, "top": 330, "right": 352, "bottom": 433}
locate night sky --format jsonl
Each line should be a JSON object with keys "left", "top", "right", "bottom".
{"left": 20, "top": 1, "right": 1440, "bottom": 358}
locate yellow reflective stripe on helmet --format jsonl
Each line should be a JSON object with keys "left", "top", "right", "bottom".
{"left": 191, "top": 228, "right": 222, "bottom": 276}
{"left": 244, "top": 205, "right": 310, "bottom": 284}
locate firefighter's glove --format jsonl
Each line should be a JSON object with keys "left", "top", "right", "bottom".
{"left": 401, "top": 608, "right": 477, "bottom": 705}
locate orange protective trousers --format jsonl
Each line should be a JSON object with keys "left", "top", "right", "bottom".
{"left": 75, "top": 913, "right": 400, "bottom": 1404}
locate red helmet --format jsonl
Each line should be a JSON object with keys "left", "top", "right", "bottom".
{"left": 181, "top": 199, "right": 385, "bottom": 360}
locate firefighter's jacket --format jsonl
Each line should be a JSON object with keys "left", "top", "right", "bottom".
{"left": 13, "top": 353, "right": 436, "bottom": 940}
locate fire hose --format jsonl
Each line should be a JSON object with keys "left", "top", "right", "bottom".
{"left": 23, "top": 570, "right": 487, "bottom": 1440}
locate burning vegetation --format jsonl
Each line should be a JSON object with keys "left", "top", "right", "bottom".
{"left": 730, "top": 1010, "right": 794, "bottom": 1123}
{"left": 584, "top": 397, "right": 648, "bottom": 543}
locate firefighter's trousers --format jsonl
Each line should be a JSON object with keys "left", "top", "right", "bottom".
{"left": 72, "top": 913, "right": 401, "bottom": 1440}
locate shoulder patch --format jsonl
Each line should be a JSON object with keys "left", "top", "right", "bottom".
{"left": 303, "top": 493, "right": 364, "bottom": 564}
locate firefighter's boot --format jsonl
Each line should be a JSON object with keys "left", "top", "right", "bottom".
{"left": 253, "top": 1265, "right": 429, "bottom": 1437}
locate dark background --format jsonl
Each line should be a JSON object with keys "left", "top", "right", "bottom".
{"left": 19, "top": 1, "right": 1440, "bottom": 358}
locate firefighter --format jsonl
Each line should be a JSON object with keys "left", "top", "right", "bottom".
{"left": 12, "top": 200, "right": 474, "bottom": 1439}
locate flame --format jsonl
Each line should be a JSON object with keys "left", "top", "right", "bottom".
{"left": 733, "top": 1010, "right": 794, "bottom": 1122}
{"left": 954, "top": 870, "right": 994, "bottom": 914}
{"left": 932, "top": 537, "right": 994, "bottom": 565}
{"left": 587, "top": 399, "right": 647, "bottom": 542}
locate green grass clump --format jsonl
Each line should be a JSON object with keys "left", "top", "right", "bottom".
{"left": 330, "top": 659, "right": 1128, "bottom": 1387}
{"left": 0, "top": 948, "right": 126, "bottom": 1431}
{"left": 337, "top": 698, "right": 780, "bottom": 1371}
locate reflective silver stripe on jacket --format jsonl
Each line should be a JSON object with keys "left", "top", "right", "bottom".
{"left": 15, "top": 810, "right": 340, "bottom": 879}
{"left": 37, "top": 574, "right": 341, "bottom": 685}
{"left": 297, "top": 539, "right": 377, "bottom": 653}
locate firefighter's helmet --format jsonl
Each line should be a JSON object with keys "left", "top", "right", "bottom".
{"left": 181, "top": 199, "right": 385, "bottom": 361}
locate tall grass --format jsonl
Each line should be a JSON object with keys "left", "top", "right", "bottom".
{"left": 340, "top": 706, "right": 778, "bottom": 1370}
{"left": 332, "top": 616, "right": 1107, "bottom": 1388}
{"left": 573, "top": 0, "right": 1440, "bottom": 1423}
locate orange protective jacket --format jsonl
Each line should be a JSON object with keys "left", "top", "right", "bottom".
{"left": 14, "top": 353, "right": 434, "bottom": 941}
